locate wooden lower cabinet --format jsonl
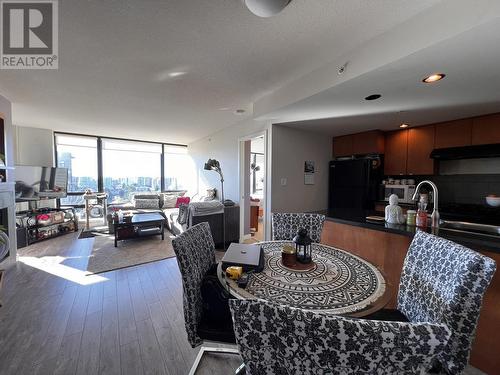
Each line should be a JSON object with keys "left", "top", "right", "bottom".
{"left": 320, "top": 221, "right": 410, "bottom": 308}
{"left": 320, "top": 220, "right": 500, "bottom": 375}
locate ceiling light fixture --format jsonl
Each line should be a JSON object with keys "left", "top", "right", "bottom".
{"left": 365, "top": 94, "right": 382, "bottom": 101}
{"left": 422, "top": 73, "right": 446, "bottom": 83}
{"left": 400, "top": 123, "right": 409, "bottom": 128}
{"left": 244, "top": 0, "right": 292, "bottom": 18}
{"left": 235, "top": 109, "right": 246, "bottom": 115}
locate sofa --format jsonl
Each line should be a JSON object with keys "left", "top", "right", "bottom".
{"left": 106, "top": 191, "right": 236, "bottom": 246}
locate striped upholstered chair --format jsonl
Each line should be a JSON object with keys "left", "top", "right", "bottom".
{"left": 271, "top": 212, "right": 325, "bottom": 243}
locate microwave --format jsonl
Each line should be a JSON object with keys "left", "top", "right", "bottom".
{"left": 384, "top": 184, "right": 416, "bottom": 204}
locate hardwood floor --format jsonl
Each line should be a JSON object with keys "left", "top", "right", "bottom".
{"left": 0, "top": 231, "right": 487, "bottom": 375}
{"left": 0, "top": 231, "right": 241, "bottom": 375}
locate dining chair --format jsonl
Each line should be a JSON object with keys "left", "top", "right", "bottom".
{"left": 229, "top": 299, "right": 451, "bottom": 375}
{"left": 172, "top": 222, "right": 244, "bottom": 375}
{"left": 368, "top": 231, "right": 496, "bottom": 375}
{"left": 271, "top": 212, "right": 325, "bottom": 242}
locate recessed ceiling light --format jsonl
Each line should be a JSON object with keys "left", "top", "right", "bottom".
{"left": 400, "top": 123, "right": 409, "bottom": 128}
{"left": 422, "top": 73, "right": 446, "bottom": 83}
{"left": 168, "top": 71, "right": 186, "bottom": 77}
{"left": 365, "top": 94, "right": 382, "bottom": 101}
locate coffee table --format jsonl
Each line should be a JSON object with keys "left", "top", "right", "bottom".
{"left": 113, "top": 213, "right": 165, "bottom": 247}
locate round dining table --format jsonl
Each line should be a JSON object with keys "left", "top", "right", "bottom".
{"left": 217, "top": 241, "right": 390, "bottom": 317}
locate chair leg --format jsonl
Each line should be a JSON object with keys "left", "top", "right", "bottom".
{"left": 235, "top": 362, "right": 246, "bottom": 374}
{"left": 188, "top": 345, "right": 241, "bottom": 375}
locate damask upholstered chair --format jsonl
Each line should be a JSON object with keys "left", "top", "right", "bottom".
{"left": 172, "top": 222, "right": 243, "bottom": 375}
{"left": 272, "top": 212, "right": 325, "bottom": 243}
{"left": 369, "top": 231, "right": 496, "bottom": 374}
{"left": 229, "top": 299, "right": 451, "bottom": 375}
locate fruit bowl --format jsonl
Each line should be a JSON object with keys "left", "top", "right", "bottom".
{"left": 486, "top": 196, "right": 500, "bottom": 207}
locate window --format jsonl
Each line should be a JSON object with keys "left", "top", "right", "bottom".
{"left": 102, "top": 139, "right": 162, "bottom": 204}
{"left": 55, "top": 134, "right": 98, "bottom": 206}
{"left": 55, "top": 133, "right": 194, "bottom": 207}
{"left": 164, "top": 145, "right": 195, "bottom": 191}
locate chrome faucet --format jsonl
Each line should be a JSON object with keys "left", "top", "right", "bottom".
{"left": 412, "top": 180, "right": 440, "bottom": 228}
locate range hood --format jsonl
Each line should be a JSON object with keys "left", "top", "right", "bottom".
{"left": 430, "top": 144, "right": 500, "bottom": 160}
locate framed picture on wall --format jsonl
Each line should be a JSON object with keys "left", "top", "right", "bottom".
{"left": 304, "top": 160, "right": 314, "bottom": 185}
{"left": 304, "top": 161, "right": 315, "bottom": 173}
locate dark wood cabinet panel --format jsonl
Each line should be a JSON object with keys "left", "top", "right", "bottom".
{"left": 384, "top": 130, "right": 408, "bottom": 176}
{"left": 332, "top": 135, "right": 353, "bottom": 157}
{"left": 407, "top": 125, "right": 435, "bottom": 175}
{"left": 352, "top": 130, "right": 385, "bottom": 155}
{"left": 435, "top": 119, "right": 472, "bottom": 148}
{"left": 472, "top": 114, "right": 500, "bottom": 145}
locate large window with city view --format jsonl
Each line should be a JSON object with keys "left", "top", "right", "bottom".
{"left": 164, "top": 145, "right": 195, "bottom": 191}
{"left": 55, "top": 133, "right": 195, "bottom": 208}
{"left": 55, "top": 134, "right": 98, "bottom": 206}
{"left": 102, "top": 139, "right": 162, "bottom": 204}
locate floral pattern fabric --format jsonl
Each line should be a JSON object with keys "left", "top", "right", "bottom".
{"left": 229, "top": 299, "right": 451, "bottom": 375}
{"left": 398, "top": 231, "right": 496, "bottom": 374}
{"left": 172, "top": 222, "right": 216, "bottom": 347}
{"left": 272, "top": 213, "right": 326, "bottom": 243}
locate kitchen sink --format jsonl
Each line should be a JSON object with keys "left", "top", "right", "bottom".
{"left": 439, "top": 220, "right": 500, "bottom": 237}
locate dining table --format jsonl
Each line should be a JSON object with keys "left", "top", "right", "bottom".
{"left": 217, "top": 240, "right": 391, "bottom": 317}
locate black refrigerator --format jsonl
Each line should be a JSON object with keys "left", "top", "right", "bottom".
{"left": 328, "top": 156, "right": 383, "bottom": 213}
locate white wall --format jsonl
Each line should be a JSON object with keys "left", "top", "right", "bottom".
{"left": 0, "top": 94, "right": 17, "bottom": 265}
{"left": 271, "top": 125, "right": 331, "bottom": 213}
{"left": 188, "top": 118, "right": 270, "bottom": 202}
{"left": 13, "top": 126, "right": 54, "bottom": 166}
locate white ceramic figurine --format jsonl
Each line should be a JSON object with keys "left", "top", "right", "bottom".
{"left": 385, "top": 194, "right": 406, "bottom": 224}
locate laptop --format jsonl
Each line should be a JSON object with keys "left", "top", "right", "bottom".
{"left": 221, "top": 243, "right": 263, "bottom": 272}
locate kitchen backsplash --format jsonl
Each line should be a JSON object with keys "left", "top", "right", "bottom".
{"left": 415, "top": 174, "right": 500, "bottom": 206}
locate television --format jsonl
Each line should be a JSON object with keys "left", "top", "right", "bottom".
{"left": 15, "top": 166, "right": 68, "bottom": 202}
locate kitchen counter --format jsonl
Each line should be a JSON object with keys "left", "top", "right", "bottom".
{"left": 318, "top": 210, "right": 500, "bottom": 374}
{"left": 317, "top": 209, "right": 500, "bottom": 253}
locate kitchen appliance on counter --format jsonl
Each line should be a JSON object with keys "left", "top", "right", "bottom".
{"left": 328, "top": 156, "right": 383, "bottom": 212}
{"left": 383, "top": 184, "right": 416, "bottom": 204}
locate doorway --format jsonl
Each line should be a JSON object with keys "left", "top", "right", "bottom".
{"left": 239, "top": 131, "right": 267, "bottom": 243}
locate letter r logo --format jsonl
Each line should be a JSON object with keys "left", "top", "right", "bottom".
{"left": 2, "top": 1, "right": 53, "bottom": 54}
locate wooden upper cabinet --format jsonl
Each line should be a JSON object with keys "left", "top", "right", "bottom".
{"left": 384, "top": 130, "right": 408, "bottom": 176}
{"left": 352, "top": 130, "right": 385, "bottom": 155}
{"left": 407, "top": 125, "right": 435, "bottom": 175}
{"left": 472, "top": 114, "right": 500, "bottom": 145}
{"left": 332, "top": 135, "right": 353, "bottom": 157}
{"left": 435, "top": 119, "right": 472, "bottom": 148}
{"left": 333, "top": 130, "right": 385, "bottom": 157}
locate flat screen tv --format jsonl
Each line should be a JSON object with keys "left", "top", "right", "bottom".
{"left": 15, "top": 166, "right": 68, "bottom": 202}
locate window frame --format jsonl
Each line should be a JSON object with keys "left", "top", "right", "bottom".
{"left": 54, "top": 131, "right": 187, "bottom": 207}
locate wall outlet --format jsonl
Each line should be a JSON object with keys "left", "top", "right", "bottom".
{"left": 280, "top": 178, "right": 287, "bottom": 186}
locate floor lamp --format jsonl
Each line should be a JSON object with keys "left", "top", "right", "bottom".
{"left": 204, "top": 159, "right": 225, "bottom": 249}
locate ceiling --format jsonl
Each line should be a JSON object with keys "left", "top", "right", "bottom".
{"left": 0, "top": 0, "right": 441, "bottom": 144}
{"left": 269, "top": 17, "right": 500, "bottom": 136}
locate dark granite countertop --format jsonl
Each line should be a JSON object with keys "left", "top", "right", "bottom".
{"left": 317, "top": 209, "right": 500, "bottom": 254}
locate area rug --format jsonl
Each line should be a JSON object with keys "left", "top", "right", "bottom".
{"left": 240, "top": 241, "right": 386, "bottom": 315}
{"left": 86, "top": 233, "right": 176, "bottom": 274}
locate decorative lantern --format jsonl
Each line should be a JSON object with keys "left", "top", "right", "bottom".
{"left": 293, "top": 228, "right": 312, "bottom": 264}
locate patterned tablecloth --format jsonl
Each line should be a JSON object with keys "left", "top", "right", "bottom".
{"left": 221, "top": 241, "right": 386, "bottom": 315}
